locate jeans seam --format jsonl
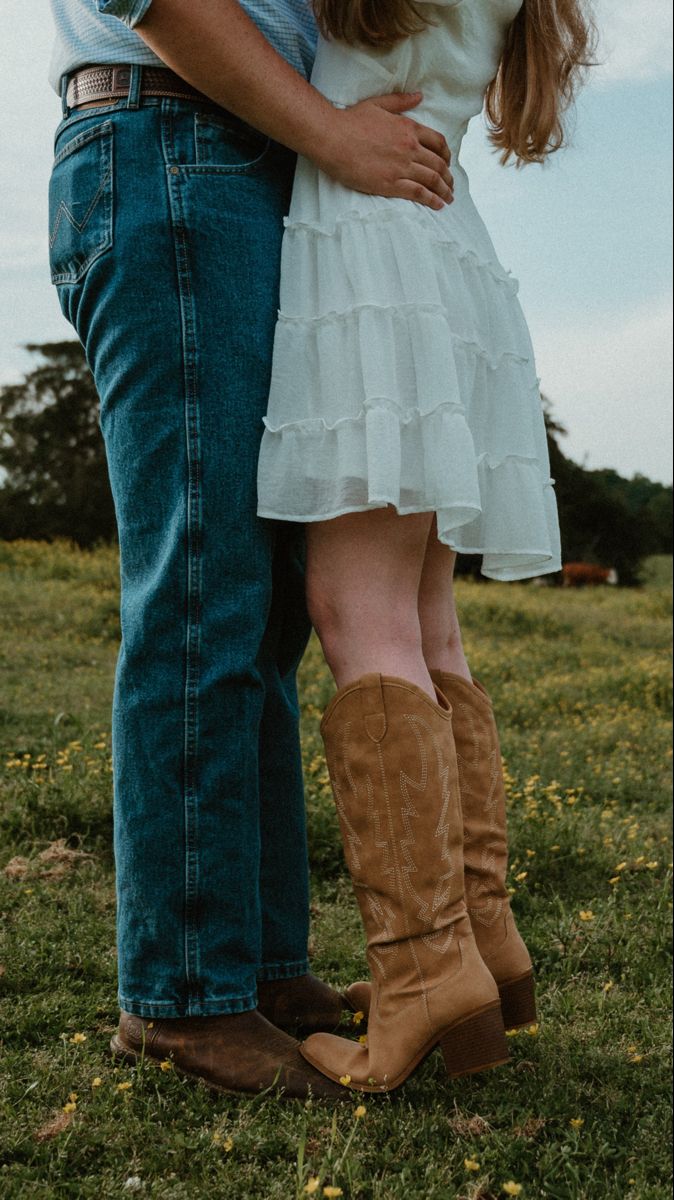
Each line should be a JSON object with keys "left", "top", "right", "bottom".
{"left": 257, "top": 958, "right": 311, "bottom": 983}
{"left": 162, "top": 106, "right": 203, "bottom": 1014}
{"left": 118, "top": 990, "right": 258, "bottom": 1019}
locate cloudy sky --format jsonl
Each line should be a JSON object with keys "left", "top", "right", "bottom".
{"left": 1, "top": 0, "right": 672, "bottom": 483}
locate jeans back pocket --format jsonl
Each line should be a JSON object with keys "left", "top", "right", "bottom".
{"left": 49, "top": 122, "right": 114, "bottom": 285}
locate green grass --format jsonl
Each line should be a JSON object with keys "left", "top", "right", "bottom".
{"left": 0, "top": 542, "right": 672, "bottom": 1200}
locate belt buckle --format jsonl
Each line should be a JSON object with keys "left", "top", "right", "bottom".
{"left": 112, "top": 66, "right": 132, "bottom": 94}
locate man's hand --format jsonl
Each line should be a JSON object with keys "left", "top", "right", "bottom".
{"left": 135, "top": 0, "right": 453, "bottom": 208}
{"left": 318, "top": 93, "right": 453, "bottom": 210}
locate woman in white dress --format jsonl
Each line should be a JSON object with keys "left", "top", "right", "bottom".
{"left": 258, "top": 0, "right": 595, "bottom": 1092}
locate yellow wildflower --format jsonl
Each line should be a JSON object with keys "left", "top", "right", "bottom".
{"left": 602, "top": 981, "right": 614, "bottom": 993}
{"left": 526, "top": 1024, "right": 539, "bottom": 1036}
{"left": 68, "top": 1092, "right": 78, "bottom": 1103}
{"left": 515, "top": 872, "right": 528, "bottom": 883}
{"left": 159, "top": 1060, "right": 173, "bottom": 1071}
{"left": 62, "top": 1102, "right": 77, "bottom": 1114}
{"left": 503, "top": 1183, "right": 523, "bottom": 1197}
{"left": 304, "top": 1180, "right": 320, "bottom": 1196}
{"left": 608, "top": 877, "right": 620, "bottom": 885}
{"left": 630, "top": 1053, "right": 644, "bottom": 1064}
{"left": 352, "top": 1011, "right": 365, "bottom": 1027}
{"left": 70, "top": 1032, "right": 87, "bottom": 1044}
{"left": 92, "top": 1077, "right": 103, "bottom": 1088}
{"left": 222, "top": 1137, "right": 234, "bottom": 1152}
{"left": 116, "top": 1081, "right": 133, "bottom": 1092}
{"left": 646, "top": 862, "right": 659, "bottom": 870}
{"left": 358, "top": 1035, "right": 368, "bottom": 1046}
{"left": 615, "top": 862, "right": 628, "bottom": 871}
{"left": 579, "top": 910, "right": 594, "bottom": 922}
{"left": 339, "top": 1074, "right": 352, "bottom": 1086}
{"left": 464, "top": 1158, "right": 481, "bottom": 1171}
{"left": 323, "top": 1189, "right": 343, "bottom": 1199}
{"left": 354, "top": 1105, "right": 367, "bottom": 1118}
{"left": 570, "top": 1118, "right": 584, "bottom": 1129}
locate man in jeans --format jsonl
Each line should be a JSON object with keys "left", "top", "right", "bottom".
{"left": 47, "top": 0, "right": 453, "bottom": 1098}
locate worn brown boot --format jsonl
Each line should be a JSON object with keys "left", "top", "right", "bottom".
{"left": 110, "top": 1009, "right": 348, "bottom": 1099}
{"left": 256, "top": 972, "right": 351, "bottom": 1035}
{"left": 300, "top": 675, "right": 509, "bottom": 1093}
{"left": 429, "top": 671, "right": 536, "bottom": 1030}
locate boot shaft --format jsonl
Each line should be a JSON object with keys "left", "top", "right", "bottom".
{"left": 321, "top": 674, "right": 468, "bottom": 973}
{"left": 430, "top": 672, "right": 510, "bottom": 927}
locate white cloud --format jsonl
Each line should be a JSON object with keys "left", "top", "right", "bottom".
{"left": 532, "top": 297, "right": 673, "bottom": 483}
{"left": 592, "top": 0, "right": 673, "bottom": 86}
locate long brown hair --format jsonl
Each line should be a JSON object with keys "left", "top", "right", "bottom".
{"left": 312, "top": 1, "right": 598, "bottom": 165}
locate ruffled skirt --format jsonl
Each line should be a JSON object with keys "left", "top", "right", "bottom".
{"left": 257, "top": 166, "right": 562, "bottom": 581}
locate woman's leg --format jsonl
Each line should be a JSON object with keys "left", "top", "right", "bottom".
{"left": 305, "top": 507, "right": 436, "bottom": 697}
{"left": 301, "top": 510, "right": 508, "bottom": 1089}
{"left": 418, "top": 520, "right": 472, "bottom": 682}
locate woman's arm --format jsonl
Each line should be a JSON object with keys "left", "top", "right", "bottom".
{"left": 135, "top": 0, "right": 453, "bottom": 209}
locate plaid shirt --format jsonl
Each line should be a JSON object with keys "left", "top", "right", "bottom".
{"left": 49, "top": 0, "right": 318, "bottom": 90}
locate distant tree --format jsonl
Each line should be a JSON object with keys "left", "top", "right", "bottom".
{"left": 643, "top": 487, "right": 673, "bottom": 554}
{"left": 0, "top": 341, "right": 115, "bottom": 547}
{"left": 543, "top": 401, "right": 659, "bottom": 586}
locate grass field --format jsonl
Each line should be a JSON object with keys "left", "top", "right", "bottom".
{"left": 0, "top": 542, "right": 672, "bottom": 1200}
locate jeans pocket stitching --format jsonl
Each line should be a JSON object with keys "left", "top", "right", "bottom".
{"left": 49, "top": 124, "right": 114, "bottom": 285}
{"left": 192, "top": 111, "right": 271, "bottom": 173}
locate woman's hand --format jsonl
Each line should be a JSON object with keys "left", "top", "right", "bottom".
{"left": 316, "top": 93, "right": 454, "bottom": 210}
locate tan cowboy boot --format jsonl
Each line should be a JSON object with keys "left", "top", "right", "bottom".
{"left": 429, "top": 671, "right": 536, "bottom": 1029}
{"left": 300, "top": 674, "right": 509, "bottom": 1093}
{"left": 344, "top": 673, "right": 537, "bottom": 1031}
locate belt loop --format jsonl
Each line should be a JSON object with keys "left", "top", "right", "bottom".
{"left": 60, "top": 73, "right": 70, "bottom": 119}
{"left": 126, "top": 64, "right": 143, "bottom": 110}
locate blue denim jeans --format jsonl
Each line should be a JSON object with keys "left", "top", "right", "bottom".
{"left": 48, "top": 72, "right": 312, "bottom": 1017}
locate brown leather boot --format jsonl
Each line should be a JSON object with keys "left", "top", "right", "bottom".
{"left": 256, "top": 972, "right": 351, "bottom": 1035}
{"left": 110, "top": 1009, "right": 348, "bottom": 1099}
{"left": 300, "top": 674, "right": 509, "bottom": 1093}
{"left": 429, "top": 671, "right": 536, "bottom": 1029}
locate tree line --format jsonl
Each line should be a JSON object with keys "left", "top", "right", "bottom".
{"left": 0, "top": 342, "right": 671, "bottom": 584}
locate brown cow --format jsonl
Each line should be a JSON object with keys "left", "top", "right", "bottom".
{"left": 562, "top": 562, "right": 619, "bottom": 587}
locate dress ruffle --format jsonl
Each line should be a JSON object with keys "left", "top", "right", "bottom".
{"left": 258, "top": 202, "right": 562, "bottom": 581}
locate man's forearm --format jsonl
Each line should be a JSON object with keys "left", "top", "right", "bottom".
{"left": 135, "top": 0, "right": 335, "bottom": 168}
{"left": 134, "top": 0, "right": 454, "bottom": 207}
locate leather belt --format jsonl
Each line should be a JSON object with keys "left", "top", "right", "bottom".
{"left": 66, "top": 64, "right": 207, "bottom": 110}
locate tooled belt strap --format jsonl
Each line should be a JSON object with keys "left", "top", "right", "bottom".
{"left": 66, "top": 64, "right": 206, "bottom": 109}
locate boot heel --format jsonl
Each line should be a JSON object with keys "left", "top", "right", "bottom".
{"left": 499, "top": 972, "right": 537, "bottom": 1031}
{"left": 439, "top": 1004, "right": 510, "bottom": 1078}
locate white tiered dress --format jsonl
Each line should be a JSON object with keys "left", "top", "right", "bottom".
{"left": 257, "top": 0, "right": 563, "bottom": 581}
